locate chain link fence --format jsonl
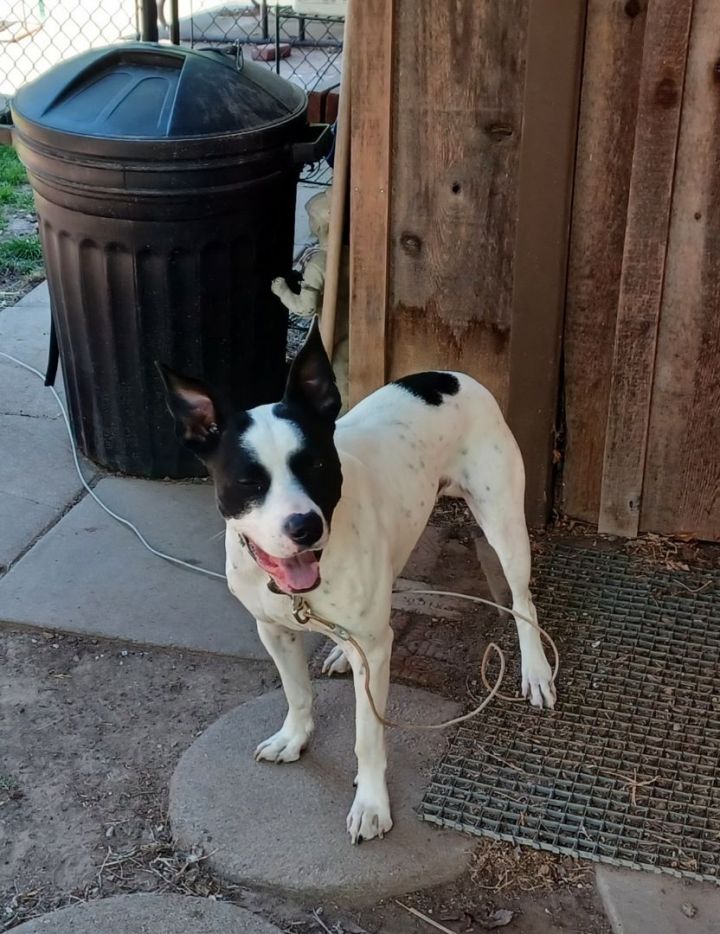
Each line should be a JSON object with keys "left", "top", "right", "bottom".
{"left": 1, "top": 2, "right": 344, "bottom": 110}
{"left": 0, "top": 1, "right": 140, "bottom": 107}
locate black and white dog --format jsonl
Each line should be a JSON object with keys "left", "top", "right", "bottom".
{"left": 159, "top": 321, "right": 555, "bottom": 844}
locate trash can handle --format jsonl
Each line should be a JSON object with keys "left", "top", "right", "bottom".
{"left": 290, "top": 124, "right": 333, "bottom": 168}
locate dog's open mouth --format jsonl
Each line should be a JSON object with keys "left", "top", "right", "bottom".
{"left": 246, "top": 539, "right": 322, "bottom": 594}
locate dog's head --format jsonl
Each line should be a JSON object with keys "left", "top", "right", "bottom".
{"left": 158, "top": 320, "right": 343, "bottom": 595}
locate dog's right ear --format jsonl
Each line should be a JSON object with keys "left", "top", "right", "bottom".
{"left": 155, "top": 363, "right": 223, "bottom": 456}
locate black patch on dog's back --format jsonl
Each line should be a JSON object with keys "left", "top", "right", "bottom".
{"left": 393, "top": 372, "right": 460, "bottom": 406}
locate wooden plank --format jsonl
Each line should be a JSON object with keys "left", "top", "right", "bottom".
{"left": 506, "top": 0, "right": 587, "bottom": 525}
{"left": 347, "top": 0, "right": 394, "bottom": 406}
{"left": 641, "top": 0, "right": 720, "bottom": 540}
{"left": 387, "top": 0, "right": 530, "bottom": 409}
{"left": 597, "top": 0, "right": 694, "bottom": 537}
{"left": 319, "top": 0, "right": 352, "bottom": 355}
{"left": 561, "top": 0, "right": 648, "bottom": 523}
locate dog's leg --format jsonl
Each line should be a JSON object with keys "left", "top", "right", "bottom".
{"left": 343, "top": 629, "right": 394, "bottom": 843}
{"left": 464, "top": 468, "right": 555, "bottom": 709}
{"left": 254, "top": 620, "right": 314, "bottom": 763}
{"left": 475, "top": 514, "right": 555, "bottom": 708}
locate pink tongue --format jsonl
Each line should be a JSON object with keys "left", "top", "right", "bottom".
{"left": 250, "top": 541, "right": 321, "bottom": 593}
{"left": 274, "top": 552, "right": 320, "bottom": 593}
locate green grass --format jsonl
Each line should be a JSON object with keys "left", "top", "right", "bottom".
{"left": 0, "top": 772, "right": 20, "bottom": 794}
{"left": 0, "top": 146, "right": 28, "bottom": 188}
{"left": 0, "top": 145, "right": 43, "bottom": 282}
{"left": 0, "top": 236, "right": 43, "bottom": 276}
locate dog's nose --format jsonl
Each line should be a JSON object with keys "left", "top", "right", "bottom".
{"left": 283, "top": 512, "right": 324, "bottom": 547}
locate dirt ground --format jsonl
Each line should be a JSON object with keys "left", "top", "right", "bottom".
{"left": 0, "top": 619, "right": 610, "bottom": 934}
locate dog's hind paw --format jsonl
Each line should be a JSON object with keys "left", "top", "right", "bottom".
{"left": 322, "top": 644, "right": 351, "bottom": 676}
{"left": 254, "top": 723, "right": 312, "bottom": 763}
{"left": 346, "top": 791, "right": 393, "bottom": 844}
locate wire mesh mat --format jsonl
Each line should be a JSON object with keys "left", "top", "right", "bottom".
{"left": 418, "top": 543, "right": 720, "bottom": 883}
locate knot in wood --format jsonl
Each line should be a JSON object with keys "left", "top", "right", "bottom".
{"left": 654, "top": 76, "right": 678, "bottom": 109}
{"left": 400, "top": 232, "right": 422, "bottom": 256}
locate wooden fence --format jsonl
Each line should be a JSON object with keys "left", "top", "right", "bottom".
{"left": 347, "top": 0, "right": 720, "bottom": 541}
{"left": 563, "top": 0, "right": 720, "bottom": 541}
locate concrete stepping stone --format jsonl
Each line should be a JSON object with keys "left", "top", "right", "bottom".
{"left": 596, "top": 866, "right": 720, "bottom": 934}
{"left": 10, "top": 893, "right": 282, "bottom": 932}
{"left": 170, "top": 681, "right": 475, "bottom": 904}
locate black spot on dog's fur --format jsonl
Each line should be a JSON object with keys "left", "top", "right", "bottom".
{"left": 393, "top": 372, "right": 460, "bottom": 406}
{"left": 275, "top": 401, "right": 343, "bottom": 529}
{"left": 209, "top": 412, "right": 274, "bottom": 520}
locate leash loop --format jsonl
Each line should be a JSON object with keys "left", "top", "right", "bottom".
{"left": 289, "top": 590, "right": 559, "bottom": 732}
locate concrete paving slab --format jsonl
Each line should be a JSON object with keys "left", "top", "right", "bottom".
{"left": 0, "top": 355, "right": 61, "bottom": 419}
{"left": 596, "top": 866, "right": 720, "bottom": 934}
{"left": 170, "top": 681, "right": 475, "bottom": 903}
{"left": 10, "top": 893, "right": 282, "bottom": 933}
{"left": 0, "top": 410, "right": 86, "bottom": 569}
{"left": 0, "top": 282, "right": 53, "bottom": 374}
{"left": 0, "top": 414, "right": 82, "bottom": 508}
{"left": 0, "top": 491, "right": 59, "bottom": 572}
{"left": 0, "top": 477, "right": 272, "bottom": 657}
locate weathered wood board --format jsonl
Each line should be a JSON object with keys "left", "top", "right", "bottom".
{"left": 562, "top": 0, "right": 648, "bottom": 523}
{"left": 641, "top": 0, "right": 720, "bottom": 540}
{"left": 598, "top": 0, "right": 694, "bottom": 537}
{"left": 347, "top": 0, "right": 394, "bottom": 406}
{"left": 387, "top": 0, "right": 531, "bottom": 409}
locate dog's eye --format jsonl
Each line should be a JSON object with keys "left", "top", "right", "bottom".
{"left": 237, "top": 478, "right": 264, "bottom": 491}
{"left": 311, "top": 457, "right": 325, "bottom": 470}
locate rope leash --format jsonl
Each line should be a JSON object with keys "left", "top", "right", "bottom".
{"left": 292, "top": 591, "right": 559, "bottom": 730}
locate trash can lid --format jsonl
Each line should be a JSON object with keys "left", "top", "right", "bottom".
{"left": 12, "top": 43, "right": 306, "bottom": 151}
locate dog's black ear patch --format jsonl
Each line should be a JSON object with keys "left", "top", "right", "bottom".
{"left": 283, "top": 318, "right": 341, "bottom": 422}
{"left": 155, "top": 362, "right": 223, "bottom": 456}
{"left": 393, "top": 372, "right": 460, "bottom": 406}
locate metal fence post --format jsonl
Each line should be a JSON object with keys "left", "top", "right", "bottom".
{"left": 141, "top": 0, "right": 159, "bottom": 42}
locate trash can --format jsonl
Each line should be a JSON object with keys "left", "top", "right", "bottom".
{"left": 9, "top": 43, "right": 330, "bottom": 478}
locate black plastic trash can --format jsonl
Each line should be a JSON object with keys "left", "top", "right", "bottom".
{"left": 9, "top": 43, "right": 329, "bottom": 478}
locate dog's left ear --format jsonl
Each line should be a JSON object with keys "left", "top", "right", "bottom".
{"left": 284, "top": 318, "right": 341, "bottom": 422}
{"left": 155, "top": 362, "right": 223, "bottom": 456}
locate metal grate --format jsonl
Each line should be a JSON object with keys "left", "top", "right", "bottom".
{"left": 418, "top": 543, "right": 720, "bottom": 884}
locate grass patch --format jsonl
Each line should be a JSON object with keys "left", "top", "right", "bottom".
{"left": 0, "top": 145, "right": 43, "bottom": 288}
{"left": 0, "top": 772, "right": 21, "bottom": 795}
{"left": 0, "top": 145, "right": 28, "bottom": 188}
{"left": 0, "top": 236, "right": 43, "bottom": 276}
{"left": 13, "top": 188, "right": 36, "bottom": 213}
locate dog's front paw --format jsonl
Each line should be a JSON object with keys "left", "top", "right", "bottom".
{"left": 322, "top": 644, "right": 351, "bottom": 676}
{"left": 522, "top": 651, "right": 556, "bottom": 709}
{"left": 270, "top": 276, "right": 288, "bottom": 297}
{"left": 346, "top": 790, "right": 393, "bottom": 844}
{"left": 254, "top": 723, "right": 312, "bottom": 763}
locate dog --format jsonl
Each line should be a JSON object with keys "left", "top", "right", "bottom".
{"left": 158, "top": 320, "right": 555, "bottom": 844}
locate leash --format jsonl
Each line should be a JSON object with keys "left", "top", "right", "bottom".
{"left": 291, "top": 590, "right": 559, "bottom": 731}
